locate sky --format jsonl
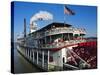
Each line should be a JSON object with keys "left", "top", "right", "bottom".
{"left": 13, "top": 1, "right": 97, "bottom": 40}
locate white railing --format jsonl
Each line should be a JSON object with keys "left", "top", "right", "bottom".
{"left": 37, "top": 27, "right": 86, "bottom": 38}
{"left": 41, "top": 40, "right": 86, "bottom": 49}
{"left": 45, "top": 28, "right": 73, "bottom": 36}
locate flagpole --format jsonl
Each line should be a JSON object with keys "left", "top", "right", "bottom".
{"left": 63, "top": 5, "right": 66, "bottom": 41}
{"left": 64, "top": 5, "right": 75, "bottom": 41}
{"left": 62, "top": 5, "right": 66, "bottom": 40}
{"left": 64, "top": 5, "right": 66, "bottom": 25}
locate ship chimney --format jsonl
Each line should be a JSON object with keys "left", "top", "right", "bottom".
{"left": 24, "top": 18, "right": 26, "bottom": 38}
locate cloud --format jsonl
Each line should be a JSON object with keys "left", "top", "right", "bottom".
{"left": 30, "top": 11, "right": 53, "bottom": 24}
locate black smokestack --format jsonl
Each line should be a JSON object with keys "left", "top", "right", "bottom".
{"left": 24, "top": 18, "right": 26, "bottom": 38}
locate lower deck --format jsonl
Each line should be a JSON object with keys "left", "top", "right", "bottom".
{"left": 17, "top": 40, "right": 97, "bottom": 71}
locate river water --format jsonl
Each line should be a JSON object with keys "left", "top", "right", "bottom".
{"left": 14, "top": 44, "right": 42, "bottom": 74}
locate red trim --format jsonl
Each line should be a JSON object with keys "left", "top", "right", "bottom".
{"left": 48, "top": 43, "right": 78, "bottom": 51}
{"left": 45, "top": 41, "right": 97, "bottom": 51}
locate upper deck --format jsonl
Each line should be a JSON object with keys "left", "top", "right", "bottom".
{"left": 18, "top": 22, "right": 87, "bottom": 51}
{"left": 29, "top": 22, "right": 86, "bottom": 39}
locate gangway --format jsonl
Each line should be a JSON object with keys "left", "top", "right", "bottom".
{"left": 63, "top": 63, "right": 79, "bottom": 70}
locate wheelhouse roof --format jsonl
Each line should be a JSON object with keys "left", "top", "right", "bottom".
{"left": 37, "top": 22, "right": 72, "bottom": 32}
{"left": 29, "top": 22, "right": 72, "bottom": 35}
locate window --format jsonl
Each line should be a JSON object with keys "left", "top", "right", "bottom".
{"left": 49, "top": 56, "right": 53, "bottom": 62}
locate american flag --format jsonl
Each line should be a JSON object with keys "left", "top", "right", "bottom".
{"left": 64, "top": 6, "right": 75, "bottom": 15}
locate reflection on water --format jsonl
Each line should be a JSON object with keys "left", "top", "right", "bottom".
{"left": 14, "top": 44, "right": 42, "bottom": 73}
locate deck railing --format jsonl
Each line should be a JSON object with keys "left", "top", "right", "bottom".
{"left": 38, "top": 27, "right": 86, "bottom": 38}
{"left": 40, "top": 40, "right": 86, "bottom": 49}
{"left": 18, "top": 39, "right": 86, "bottom": 49}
